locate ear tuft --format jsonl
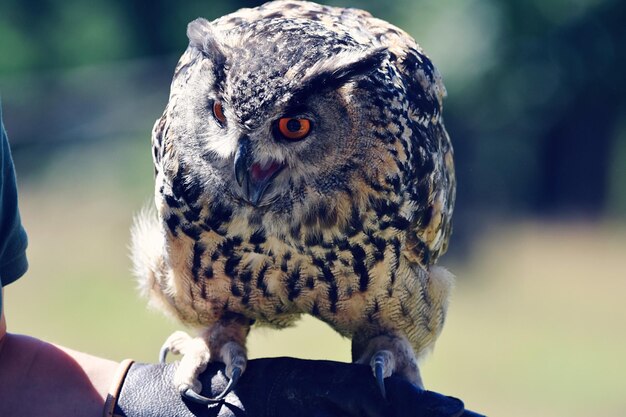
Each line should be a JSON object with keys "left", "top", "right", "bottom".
{"left": 328, "top": 47, "right": 388, "bottom": 86}
{"left": 187, "top": 18, "right": 226, "bottom": 66}
{"left": 299, "top": 47, "right": 388, "bottom": 95}
{"left": 187, "top": 18, "right": 211, "bottom": 49}
{"left": 287, "top": 47, "right": 388, "bottom": 106}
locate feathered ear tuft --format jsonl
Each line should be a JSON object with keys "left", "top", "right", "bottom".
{"left": 187, "top": 18, "right": 226, "bottom": 67}
{"left": 325, "top": 47, "right": 389, "bottom": 87}
{"left": 289, "top": 47, "right": 388, "bottom": 105}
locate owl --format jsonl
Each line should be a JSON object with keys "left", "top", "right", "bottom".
{"left": 132, "top": 0, "right": 455, "bottom": 402}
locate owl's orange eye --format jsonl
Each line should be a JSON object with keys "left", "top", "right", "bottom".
{"left": 212, "top": 101, "right": 226, "bottom": 125}
{"left": 276, "top": 117, "right": 311, "bottom": 141}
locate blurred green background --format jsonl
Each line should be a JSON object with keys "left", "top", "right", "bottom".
{"left": 1, "top": 1, "right": 625, "bottom": 416}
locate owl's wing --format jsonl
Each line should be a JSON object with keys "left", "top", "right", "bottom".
{"left": 395, "top": 46, "right": 456, "bottom": 268}
{"left": 328, "top": 10, "right": 456, "bottom": 267}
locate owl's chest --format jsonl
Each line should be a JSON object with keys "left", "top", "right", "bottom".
{"left": 162, "top": 186, "right": 411, "bottom": 327}
{"left": 168, "top": 218, "right": 402, "bottom": 329}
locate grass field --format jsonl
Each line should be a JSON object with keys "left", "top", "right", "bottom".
{"left": 6, "top": 138, "right": 626, "bottom": 417}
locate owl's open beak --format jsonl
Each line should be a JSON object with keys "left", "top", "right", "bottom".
{"left": 234, "top": 137, "right": 284, "bottom": 206}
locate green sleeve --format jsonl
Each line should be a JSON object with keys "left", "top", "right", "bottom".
{"left": 0, "top": 101, "right": 29, "bottom": 315}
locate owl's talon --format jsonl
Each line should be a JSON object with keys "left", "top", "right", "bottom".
{"left": 373, "top": 355, "right": 387, "bottom": 399}
{"left": 159, "top": 344, "right": 170, "bottom": 363}
{"left": 371, "top": 351, "right": 392, "bottom": 399}
{"left": 182, "top": 366, "right": 242, "bottom": 404}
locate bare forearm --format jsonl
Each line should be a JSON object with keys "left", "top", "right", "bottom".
{"left": 0, "top": 332, "right": 119, "bottom": 417}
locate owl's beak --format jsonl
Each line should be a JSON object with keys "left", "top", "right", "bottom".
{"left": 234, "top": 137, "right": 284, "bottom": 206}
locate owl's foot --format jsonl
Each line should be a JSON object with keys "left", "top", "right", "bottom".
{"left": 159, "top": 323, "right": 249, "bottom": 403}
{"left": 354, "top": 334, "right": 423, "bottom": 399}
{"left": 159, "top": 331, "right": 216, "bottom": 400}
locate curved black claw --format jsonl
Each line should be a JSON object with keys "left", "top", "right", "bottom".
{"left": 159, "top": 344, "right": 170, "bottom": 364}
{"left": 373, "top": 355, "right": 387, "bottom": 400}
{"left": 182, "top": 366, "right": 242, "bottom": 404}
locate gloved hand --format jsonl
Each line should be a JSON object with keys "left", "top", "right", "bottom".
{"left": 111, "top": 357, "right": 483, "bottom": 417}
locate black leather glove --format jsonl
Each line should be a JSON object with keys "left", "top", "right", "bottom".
{"left": 110, "top": 357, "right": 484, "bottom": 417}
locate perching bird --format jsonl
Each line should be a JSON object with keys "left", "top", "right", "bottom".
{"left": 132, "top": 0, "right": 455, "bottom": 402}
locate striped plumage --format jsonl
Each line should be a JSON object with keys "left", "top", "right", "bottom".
{"left": 133, "top": 0, "right": 455, "bottom": 396}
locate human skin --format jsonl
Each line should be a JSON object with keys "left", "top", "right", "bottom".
{"left": 0, "top": 288, "right": 119, "bottom": 417}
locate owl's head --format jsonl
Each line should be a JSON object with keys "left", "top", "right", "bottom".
{"left": 156, "top": 11, "right": 446, "bottom": 245}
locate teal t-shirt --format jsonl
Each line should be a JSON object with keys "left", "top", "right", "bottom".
{"left": 0, "top": 102, "right": 29, "bottom": 316}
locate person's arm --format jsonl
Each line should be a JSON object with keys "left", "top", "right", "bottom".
{"left": 0, "top": 288, "right": 120, "bottom": 417}
{"left": 1, "top": 289, "right": 480, "bottom": 417}
{"left": 0, "top": 103, "right": 120, "bottom": 416}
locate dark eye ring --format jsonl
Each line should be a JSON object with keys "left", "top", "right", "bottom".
{"left": 212, "top": 101, "right": 226, "bottom": 126}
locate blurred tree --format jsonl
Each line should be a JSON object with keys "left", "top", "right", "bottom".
{"left": 433, "top": 0, "right": 626, "bottom": 217}
{"left": 496, "top": 0, "right": 625, "bottom": 215}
